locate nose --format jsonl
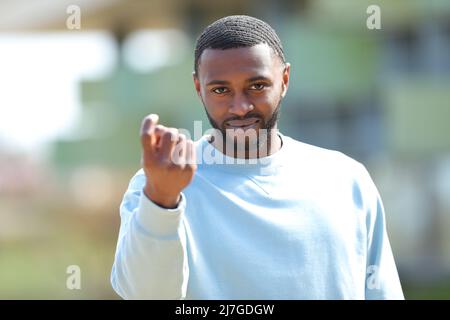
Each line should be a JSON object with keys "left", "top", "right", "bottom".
{"left": 228, "top": 92, "right": 254, "bottom": 117}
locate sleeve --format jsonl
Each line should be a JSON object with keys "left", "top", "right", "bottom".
{"left": 358, "top": 164, "right": 404, "bottom": 300}
{"left": 110, "top": 169, "right": 189, "bottom": 299}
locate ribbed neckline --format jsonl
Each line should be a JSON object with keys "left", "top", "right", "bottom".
{"left": 195, "top": 131, "right": 289, "bottom": 176}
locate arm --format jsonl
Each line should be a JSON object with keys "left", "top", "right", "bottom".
{"left": 359, "top": 164, "right": 404, "bottom": 300}
{"left": 111, "top": 171, "right": 189, "bottom": 299}
{"left": 111, "top": 114, "right": 196, "bottom": 299}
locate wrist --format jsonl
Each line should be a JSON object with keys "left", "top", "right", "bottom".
{"left": 143, "top": 184, "right": 181, "bottom": 209}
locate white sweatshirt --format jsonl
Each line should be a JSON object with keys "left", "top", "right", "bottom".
{"left": 111, "top": 132, "right": 404, "bottom": 299}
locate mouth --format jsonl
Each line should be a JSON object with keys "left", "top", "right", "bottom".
{"left": 225, "top": 118, "right": 260, "bottom": 131}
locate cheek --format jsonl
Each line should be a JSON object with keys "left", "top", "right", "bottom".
{"left": 202, "top": 95, "right": 229, "bottom": 117}
{"left": 255, "top": 93, "right": 274, "bottom": 104}
{"left": 254, "top": 91, "right": 280, "bottom": 109}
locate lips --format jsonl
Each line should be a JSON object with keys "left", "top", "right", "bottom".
{"left": 225, "top": 118, "right": 260, "bottom": 128}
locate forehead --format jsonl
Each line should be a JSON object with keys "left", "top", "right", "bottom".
{"left": 197, "top": 43, "right": 281, "bottom": 82}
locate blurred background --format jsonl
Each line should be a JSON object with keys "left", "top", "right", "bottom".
{"left": 0, "top": 0, "right": 449, "bottom": 299}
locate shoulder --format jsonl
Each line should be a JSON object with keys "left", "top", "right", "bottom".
{"left": 282, "top": 134, "right": 366, "bottom": 174}
{"left": 284, "top": 134, "right": 381, "bottom": 210}
{"left": 281, "top": 134, "right": 378, "bottom": 195}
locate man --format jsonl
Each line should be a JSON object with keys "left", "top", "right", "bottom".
{"left": 111, "top": 15, "right": 404, "bottom": 299}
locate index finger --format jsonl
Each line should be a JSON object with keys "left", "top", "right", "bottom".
{"left": 140, "top": 114, "right": 160, "bottom": 150}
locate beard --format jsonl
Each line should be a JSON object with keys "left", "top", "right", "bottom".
{"left": 203, "top": 98, "right": 282, "bottom": 158}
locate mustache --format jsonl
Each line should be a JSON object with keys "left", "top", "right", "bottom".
{"left": 222, "top": 112, "right": 264, "bottom": 124}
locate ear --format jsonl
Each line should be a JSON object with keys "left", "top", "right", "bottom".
{"left": 193, "top": 71, "right": 202, "bottom": 98}
{"left": 281, "top": 62, "right": 291, "bottom": 98}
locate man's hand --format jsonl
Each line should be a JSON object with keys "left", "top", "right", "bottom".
{"left": 140, "top": 114, "right": 197, "bottom": 208}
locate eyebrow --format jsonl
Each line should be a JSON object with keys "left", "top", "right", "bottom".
{"left": 206, "top": 76, "right": 272, "bottom": 86}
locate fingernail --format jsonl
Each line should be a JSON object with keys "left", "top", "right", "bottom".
{"left": 149, "top": 114, "right": 159, "bottom": 122}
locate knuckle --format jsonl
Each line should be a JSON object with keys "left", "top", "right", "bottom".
{"left": 154, "top": 124, "right": 164, "bottom": 133}
{"left": 162, "top": 130, "right": 173, "bottom": 139}
{"left": 163, "top": 129, "right": 178, "bottom": 141}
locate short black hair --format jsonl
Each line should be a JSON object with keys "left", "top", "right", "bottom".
{"left": 194, "top": 15, "right": 286, "bottom": 74}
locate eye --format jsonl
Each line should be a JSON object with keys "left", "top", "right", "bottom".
{"left": 250, "top": 83, "right": 266, "bottom": 91}
{"left": 212, "top": 87, "right": 229, "bottom": 94}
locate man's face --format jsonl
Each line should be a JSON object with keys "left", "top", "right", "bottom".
{"left": 193, "top": 43, "right": 290, "bottom": 153}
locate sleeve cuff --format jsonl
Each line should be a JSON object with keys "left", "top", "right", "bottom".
{"left": 136, "top": 190, "right": 186, "bottom": 237}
